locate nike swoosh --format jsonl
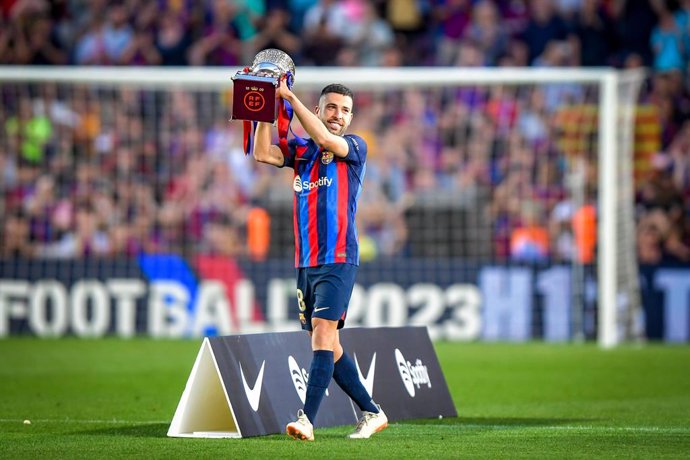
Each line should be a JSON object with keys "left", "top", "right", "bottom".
{"left": 313, "top": 307, "right": 330, "bottom": 313}
{"left": 240, "top": 360, "right": 266, "bottom": 412}
{"left": 354, "top": 352, "right": 376, "bottom": 397}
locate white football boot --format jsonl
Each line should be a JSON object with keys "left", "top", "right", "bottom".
{"left": 286, "top": 409, "right": 314, "bottom": 441}
{"left": 348, "top": 405, "right": 388, "bottom": 439}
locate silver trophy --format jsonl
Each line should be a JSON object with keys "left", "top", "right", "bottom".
{"left": 232, "top": 49, "right": 296, "bottom": 123}
{"left": 250, "top": 48, "right": 296, "bottom": 81}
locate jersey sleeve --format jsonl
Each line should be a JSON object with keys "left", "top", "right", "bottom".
{"left": 342, "top": 134, "right": 367, "bottom": 165}
{"left": 280, "top": 138, "right": 298, "bottom": 169}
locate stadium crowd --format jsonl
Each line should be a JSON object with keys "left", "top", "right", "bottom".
{"left": 0, "top": 0, "right": 689, "bottom": 265}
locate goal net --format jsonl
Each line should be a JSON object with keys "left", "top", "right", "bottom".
{"left": 0, "top": 66, "right": 645, "bottom": 346}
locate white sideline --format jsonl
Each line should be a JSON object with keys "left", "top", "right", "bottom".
{"left": 0, "top": 418, "right": 170, "bottom": 424}
{"left": 404, "top": 424, "right": 690, "bottom": 434}
{"left": 2, "top": 418, "right": 688, "bottom": 434}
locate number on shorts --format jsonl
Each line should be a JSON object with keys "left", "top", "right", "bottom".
{"left": 296, "top": 289, "right": 307, "bottom": 312}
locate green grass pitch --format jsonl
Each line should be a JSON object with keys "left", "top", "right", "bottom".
{"left": 1, "top": 338, "right": 688, "bottom": 459}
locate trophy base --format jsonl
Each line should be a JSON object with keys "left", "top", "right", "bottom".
{"left": 231, "top": 74, "right": 278, "bottom": 123}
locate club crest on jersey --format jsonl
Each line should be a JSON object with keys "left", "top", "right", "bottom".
{"left": 293, "top": 176, "right": 303, "bottom": 192}
{"left": 321, "top": 151, "right": 334, "bottom": 164}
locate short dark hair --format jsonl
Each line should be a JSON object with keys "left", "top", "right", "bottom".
{"left": 320, "top": 83, "right": 354, "bottom": 102}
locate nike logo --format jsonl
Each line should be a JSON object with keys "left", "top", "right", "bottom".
{"left": 240, "top": 360, "right": 266, "bottom": 412}
{"left": 313, "top": 307, "right": 330, "bottom": 313}
{"left": 354, "top": 352, "right": 376, "bottom": 397}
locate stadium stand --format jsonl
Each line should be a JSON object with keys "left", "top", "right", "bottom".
{"left": 0, "top": 0, "right": 689, "bottom": 267}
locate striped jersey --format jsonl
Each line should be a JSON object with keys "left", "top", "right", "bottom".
{"left": 282, "top": 134, "right": 367, "bottom": 268}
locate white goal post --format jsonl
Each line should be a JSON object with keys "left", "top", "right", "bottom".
{"left": 0, "top": 66, "right": 646, "bottom": 347}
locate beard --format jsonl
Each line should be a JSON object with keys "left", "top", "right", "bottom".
{"left": 325, "top": 119, "right": 345, "bottom": 135}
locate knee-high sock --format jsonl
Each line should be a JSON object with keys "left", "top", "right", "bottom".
{"left": 303, "top": 350, "right": 334, "bottom": 424}
{"left": 333, "top": 352, "right": 379, "bottom": 413}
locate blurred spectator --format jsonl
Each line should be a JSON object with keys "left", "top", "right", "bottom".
{"left": 510, "top": 202, "right": 550, "bottom": 262}
{"left": 287, "top": 0, "right": 318, "bottom": 32}
{"left": 650, "top": 3, "right": 686, "bottom": 73}
{"left": 73, "top": 17, "right": 108, "bottom": 65}
{"left": 155, "top": 10, "right": 192, "bottom": 66}
{"left": 38, "top": 201, "right": 111, "bottom": 258}
{"left": 246, "top": 207, "right": 270, "bottom": 260}
{"left": 555, "top": 0, "right": 583, "bottom": 21}
{"left": 383, "top": 0, "right": 432, "bottom": 65}
{"left": 637, "top": 212, "right": 665, "bottom": 264}
{"left": 121, "top": 26, "right": 162, "bottom": 65}
{"left": 23, "top": 173, "right": 59, "bottom": 242}
{"left": 485, "top": 86, "right": 519, "bottom": 133}
{"left": 638, "top": 152, "right": 685, "bottom": 212}
{"left": 187, "top": 0, "right": 242, "bottom": 66}
{"left": 494, "top": 0, "right": 529, "bottom": 35}
{"left": 203, "top": 214, "right": 245, "bottom": 257}
{"left": 0, "top": 211, "right": 34, "bottom": 257}
{"left": 33, "top": 83, "right": 80, "bottom": 130}
{"left": 571, "top": 0, "right": 617, "bottom": 67}
{"left": 674, "top": 0, "right": 690, "bottom": 63}
{"left": 637, "top": 203, "right": 690, "bottom": 264}
{"left": 346, "top": 2, "right": 394, "bottom": 66}
{"left": 0, "top": 148, "right": 18, "bottom": 193}
{"left": 249, "top": 7, "right": 301, "bottom": 59}
{"left": 379, "top": 45, "right": 405, "bottom": 66}
{"left": 302, "top": 0, "right": 348, "bottom": 65}
{"left": 4, "top": 97, "right": 53, "bottom": 163}
{"left": 572, "top": 202, "right": 596, "bottom": 264}
{"left": 516, "top": 89, "right": 549, "bottom": 146}
{"left": 549, "top": 199, "right": 576, "bottom": 262}
{"left": 518, "top": 0, "right": 571, "bottom": 64}
{"left": 499, "top": 39, "right": 529, "bottom": 66}
{"left": 534, "top": 41, "right": 585, "bottom": 111}
{"left": 463, "top": 0, "right": 508, "bottom": 66}
{"left": 664, "top": 199, "right": 690, "bottom": 262}
{"left": 668, "top": 120, "right": 690, "bottom": 193}
{"left": 611, "top": 0, "right": 659, "bottom": 66}
{"left": 231, "top": 0, "right": 266, "bottom": 44}
{"left": 102, "top": 1, "right": 134, "bottom": 65}
{"left": 302, "top": 0, "right": 348, "bottom": 37}
{"left": 0, "top": 16, "right": 13, "bottom": 63}
{"left": 453, "top": 39, "right": 485, "bottom": 67}
{"left": 432, "top": 0, "right": 472, "bottom": 65}
{"left": 12, "top": 13, "right": 68, "bottom": 65}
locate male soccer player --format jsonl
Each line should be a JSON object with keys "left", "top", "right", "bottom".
{"left": 252, "top": 78, "right": 388, "bottom": 441}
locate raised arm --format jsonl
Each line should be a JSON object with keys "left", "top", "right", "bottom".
{"left": 252, "top": 121, "right": 285, "bottom": 167}
{"left": 276, "top": 79, "right": 350, "bottom": 157}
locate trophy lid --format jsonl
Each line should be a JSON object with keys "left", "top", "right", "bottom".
{"left": 251, "top": 49, "right": 296, "bottom": 79}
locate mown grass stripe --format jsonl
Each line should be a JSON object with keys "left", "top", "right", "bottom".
{"left": 3, "top": 418, "right": 688, "bottom": 435}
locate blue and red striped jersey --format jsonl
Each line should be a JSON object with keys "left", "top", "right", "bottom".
{"left": 281, "top": 134, "right": 367, "bottom": 267}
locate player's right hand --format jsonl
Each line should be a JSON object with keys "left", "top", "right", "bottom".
{"left": 276, "top": 76, "right": 294, "bottom": 101}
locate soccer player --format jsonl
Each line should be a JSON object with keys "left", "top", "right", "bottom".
{"left": 252, "top": 78, "right": 388, "bottom": 441}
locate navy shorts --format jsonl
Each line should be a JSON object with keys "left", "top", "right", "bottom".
{"left": 296, "top": 263, "right": 358, "bottom": 331}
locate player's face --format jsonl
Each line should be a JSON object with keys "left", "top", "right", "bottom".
{"left": 316, "top": 93, "right": 353, "bottom": 136}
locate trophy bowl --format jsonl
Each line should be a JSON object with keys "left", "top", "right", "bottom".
{"left": 231, "top": 49, "right": 296, "bottom": 123}
{"left": 250, "top": 48, "right": 296, "bottom": 80}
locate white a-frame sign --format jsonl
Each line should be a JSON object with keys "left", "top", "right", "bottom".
{"left": 167, "top": 338, "right": 241, "bottom": 438}
{"left": 168, "top": 328, "right": 457, "bottom": 438}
